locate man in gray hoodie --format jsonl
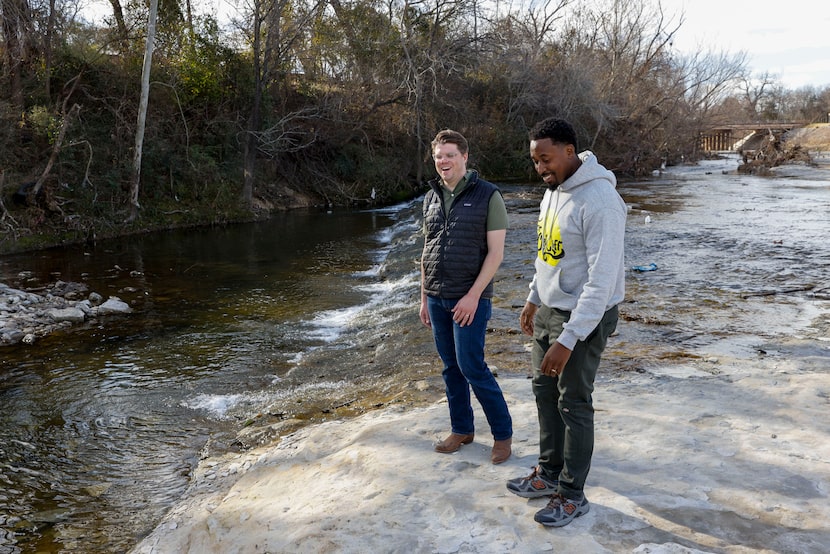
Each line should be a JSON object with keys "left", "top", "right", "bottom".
{"left": 506, "top": 118, "right": 626, "bottom": 527}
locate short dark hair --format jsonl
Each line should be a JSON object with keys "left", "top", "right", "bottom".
{"left": 529, "top": 118, "right": 578, "bottom": 151}
{"left": 431, "top": 129, "right": 469, "bottom": 156}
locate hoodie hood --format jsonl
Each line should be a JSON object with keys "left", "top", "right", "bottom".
{"left": 559, "top": 151, "right": 617, "bottom": 193}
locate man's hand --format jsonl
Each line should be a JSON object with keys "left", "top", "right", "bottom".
{"left": 419, "top": 298, "right": 431, "bottom": 328}
{"left": 520, "top": 302, "right": 537, "bottom": 336}
{"left": 451, "top": 294, "right": 478, "bottom": 327}
{"left": 540, "top": 341, "right": 572, "bottom": 377}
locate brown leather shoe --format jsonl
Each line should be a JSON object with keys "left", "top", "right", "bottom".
{"left": 491, "top": 438, "right": 512, "bottom": 464}
{"left": 434, "top": 433, "right": 474, "bottom": 453}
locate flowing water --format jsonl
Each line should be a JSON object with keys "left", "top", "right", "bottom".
{"left": 0, "top": 205, "right": 425, "bottom": 553}
{"left": 1, "top": 154, "right": 829, "bottom": 553}
{"left": 620, "top": 156, "right": 830, "bottom": 365}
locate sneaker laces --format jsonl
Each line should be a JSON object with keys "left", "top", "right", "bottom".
{"left": 544, "top": 493, "right": 566, "bottom": 508}
{"left": 521, "top": 466, "right": 542, "bottom": 482}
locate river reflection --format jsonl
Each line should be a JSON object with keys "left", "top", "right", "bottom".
{"left": 2, "top": 155, "right": 829, "bottom": 553}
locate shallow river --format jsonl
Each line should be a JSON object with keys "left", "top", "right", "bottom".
{"left": 0, "top": 205, "right": 424, "bottom": 553}
{"left": 1, "top": 154, "right": 829, "bottom": 553}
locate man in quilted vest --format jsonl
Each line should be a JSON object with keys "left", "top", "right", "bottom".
{"left": 419, "top": 129, "right": 513, "bottom": 465}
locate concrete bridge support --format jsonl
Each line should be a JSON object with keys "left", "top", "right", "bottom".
{"left": 699, "top": 129, "right": 734, "bottom": 151}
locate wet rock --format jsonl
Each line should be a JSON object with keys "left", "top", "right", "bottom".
{"left": 47, "top": 280, "right": 89, "bottom": 299}
{"left": 1, "top": 282, "right": 133, "bottom": 346}
{"left": 48, "top": 307, "right": 87, "bottom": 323}
{"left": 96, "top": 297, "right": 132, "bottom": 315}
{"left": 2, "top": 329, "right": 26, "bottom": 345}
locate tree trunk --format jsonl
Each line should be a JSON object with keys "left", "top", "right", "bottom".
{"left": 184, "top": 0, "right": 193, "bottom": 37}
{"left": 241, "top": 5, "right": 263, "bottom": 208}
{"left": 1, "top": 0, "right": 32, "bottom": 108}
{"left": 44, "top": 0, "right": 55, "bottom": 97}
{"left": 30, "top": 75, "right": 82, "bottom": 199}
{"left": 108, "top": 0, "right": 130, "bottom": 48}
{"left": 31, "top": 103, "right": 80, "bottom": 198}
{"left": 127, "top": 0, "right": 158, "bottom": 222}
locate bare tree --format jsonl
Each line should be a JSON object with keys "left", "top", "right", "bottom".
{"left": 396, "top": 0, "right": 475, "bottom": 182}
{"left": 127, "top": 0, "right": 159, "bottom": 222}
{"left": 488, "top": 0, "right": 572, "bottom": 126}
{"left": 44, "top": 0, "right": 56, "bottom": 96}
{"left": 674, "top": 48, "right": 747, "bottom": 155}
{"left": 30, "top": 76, "right": 83, "bottom": 200}
{"left": 107, "top": 0, "right": 131, "bottom": 46}
{"left": 1, "top": 0, "right": 34, "bottom": 107}
{"left": 777, "top": 85, "right": 830, "bottom": 123}
{"left": 561, "top": 0, "right": 742, "bottom": 170}
{"left": 740, "top": 72, "right": 778, "bottom": 122}
{"left": 240, "top": 0, "right": 325, "bottom": 208}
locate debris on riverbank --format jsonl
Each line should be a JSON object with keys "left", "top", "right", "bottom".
{"left": 0, "top": 281, "right": 132, "bottom": 345}
{"left": 738, "top": 130, "right": 813, "bottom": 174}
{"left": 737, "top": 122, "right": 830, "bottom": 174}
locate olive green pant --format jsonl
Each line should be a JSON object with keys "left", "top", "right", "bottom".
{"left": 531, "top": 304, "right": 618, "bottom": 499}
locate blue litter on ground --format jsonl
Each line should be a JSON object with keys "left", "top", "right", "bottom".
{"left": 632, "top": 263, "right": 658, "bottom": 272}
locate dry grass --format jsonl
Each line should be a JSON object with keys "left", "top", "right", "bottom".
{"left": 784, "top": 122, "right": 830, "bottom": 150}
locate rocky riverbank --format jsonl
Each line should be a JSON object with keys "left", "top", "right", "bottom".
{"left": 130, "top": 159, "right": 830, "bottom": 554}
{"left": 0, "top": 281, "right": 132, "bottom": 345}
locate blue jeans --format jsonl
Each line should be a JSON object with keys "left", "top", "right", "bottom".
{"left": 426, "top": 295, "right": 512, "bottom": 441}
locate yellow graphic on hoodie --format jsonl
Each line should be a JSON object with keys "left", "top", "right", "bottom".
{"left": 538, "top": 207, "right": 564, "bottom": 266}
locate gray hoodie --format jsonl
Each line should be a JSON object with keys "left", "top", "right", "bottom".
{"left": 527, "top": 151, "right": 626, "bottom": 350}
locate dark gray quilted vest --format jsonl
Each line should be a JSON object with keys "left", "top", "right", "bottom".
{"left": 422, "top": 172, "right": 499, "bottom": 299}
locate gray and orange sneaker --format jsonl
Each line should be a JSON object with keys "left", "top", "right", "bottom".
{"left": 506, "top": 466, "right": 559, "bottom": 498}
{"left": 533, "top": 493, "right": 590, "bottom": 527}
